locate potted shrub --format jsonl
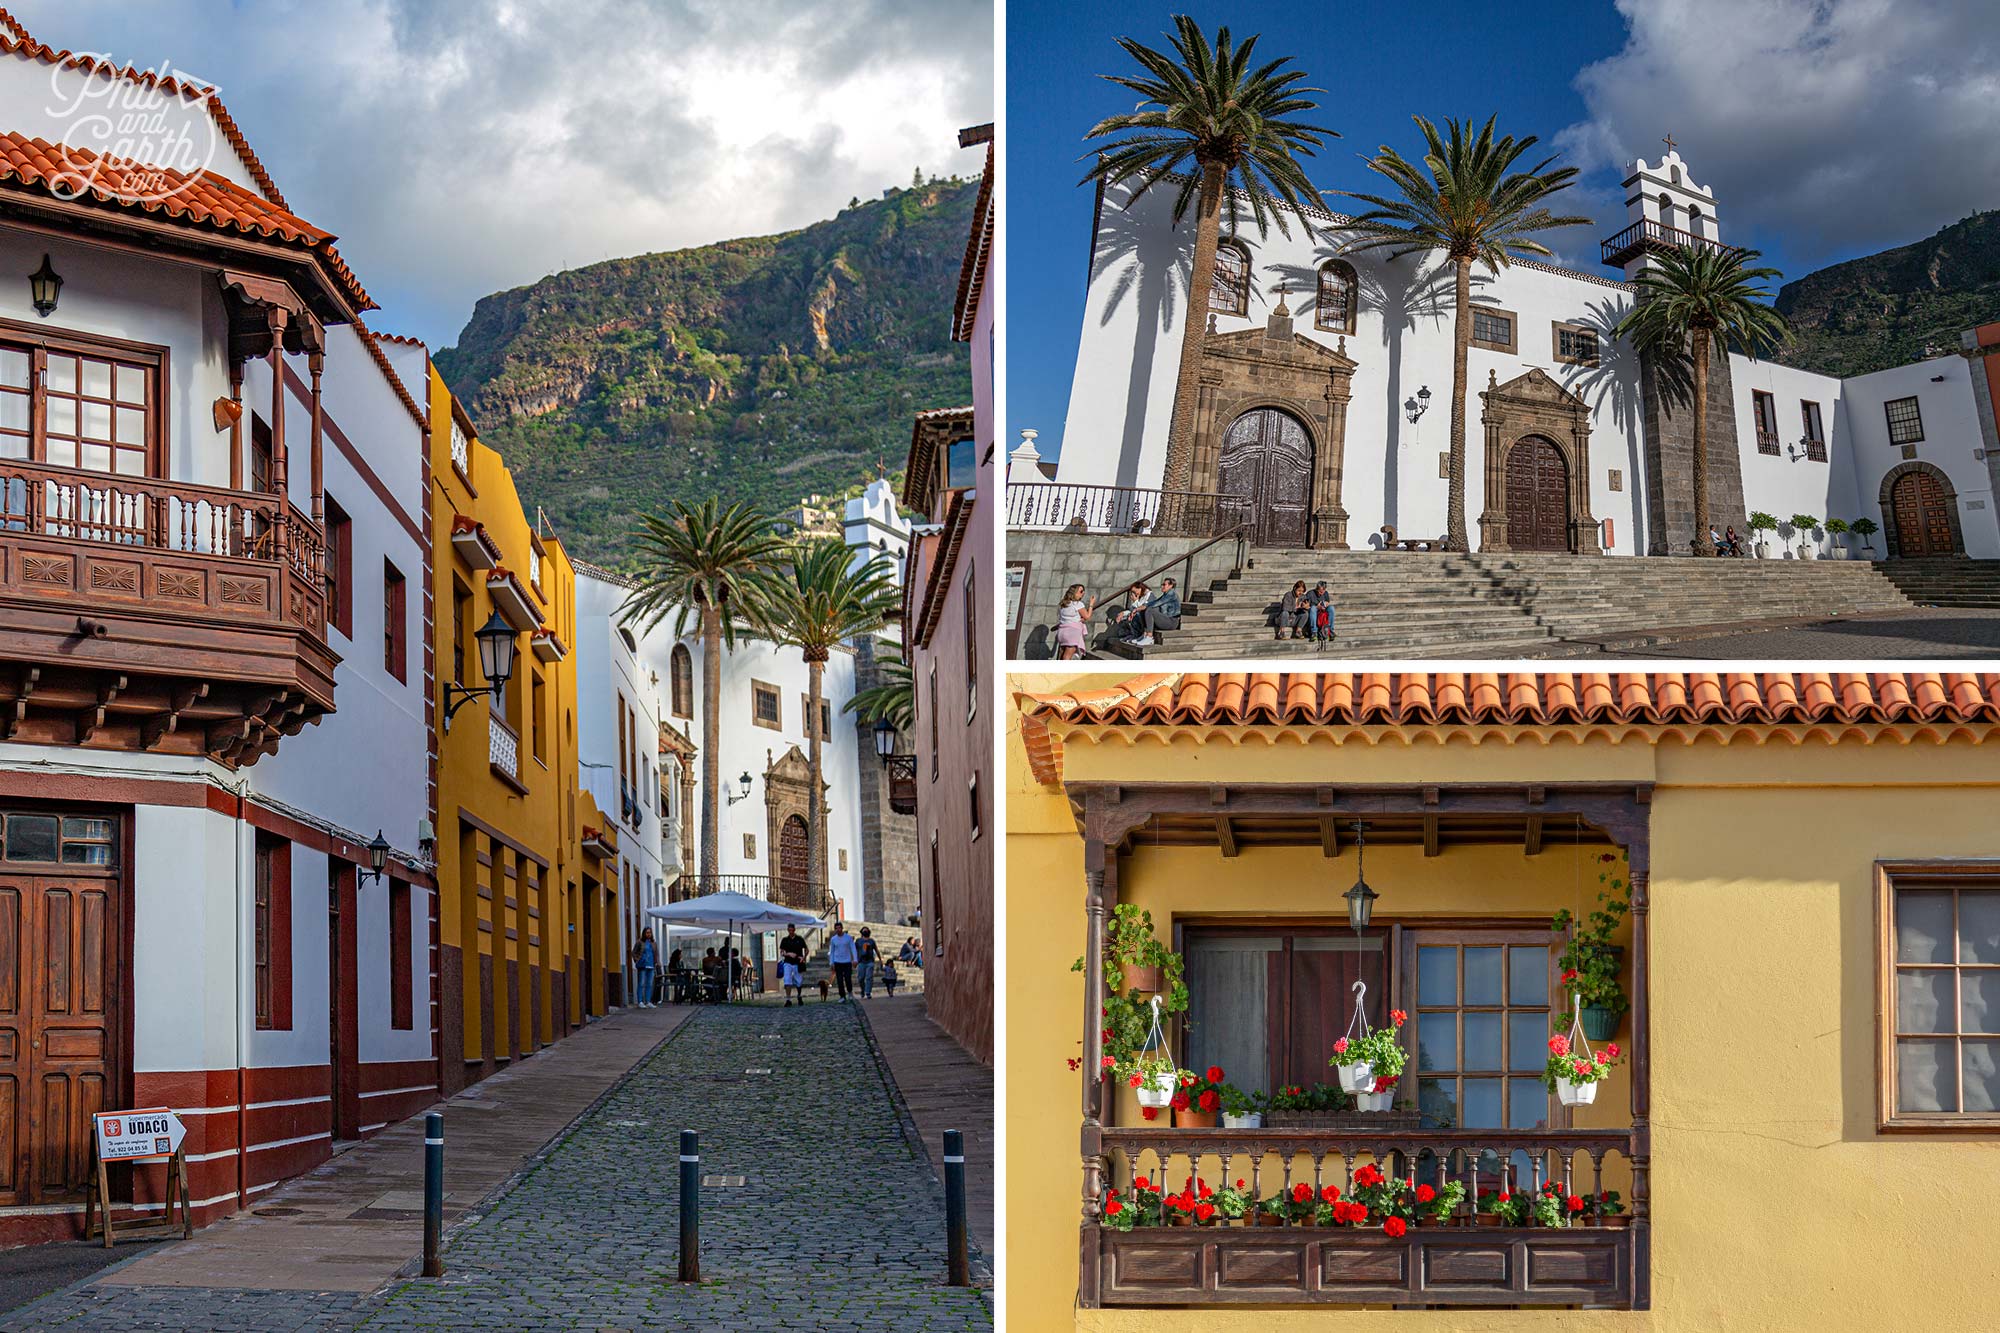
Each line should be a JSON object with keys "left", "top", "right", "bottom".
{"left": 1346, "top": 1163, "right": 1415, "bottom": 1235}
{"left": 1213, "top": 1178, "right": 1254, "bottom": 1225}
{"left": 1533, "top": 1181, "right": 1577, "bottom": 1228}
{"left": 1555, "top": 855, "right": 1630, "bottom": 1040}
{"left": 1172, "top": 1066, "right": 1226, "bottom": 1128}
{"left": 1360, "top": 1073, "right": 1399, "bottom": 1113}
{"left": 1543, "top": 1032, "right": 1623, "bottom": 1106}
{"left": 1332, "top": 1008, "right": 1407, "bottom": 1101}
{"left": 1479, "top": 1189, "right": 1527, "bottom": 1226}
{"left": 1748, "top": 510, "right": 1778, "bottom": 558}
{"left": 1414, "top": 1178, "right": 1464, "bottom": 1226}
{"left": 1789, "top": 513, "right": 1819, "bottom": 559}
{"left": 1102, "top": 1177, "right": 1163, "bottom": 1231}
{"left": 1076, "top": 904, "right": 1186, "bottom": 1001}
{"left": 1219, "top": 1082, "right": 1264, "bottom": 1129}
{"left": 1824, "top": 517, "right": 1850, "bottom": 559}
{"left": 1583, "top": 1190, "right": 1627, "bottom": 1228}
{"left": 1852, "top": 516, "right": 1879, "bottom": 558}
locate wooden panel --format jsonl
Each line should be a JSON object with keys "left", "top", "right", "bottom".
{"left": 0, "top": 883, "right": 18, "bottom": 1205}
{"left": 41, "top": 1028, "right": 102, "bottom": 1059}
{"left": 81, "top": 888, "right": 105, "bottom": 1016}
{"left": 41, "top": 888, "right": 68, "bottom": 1015}
{"left": 1107, "top": 1238, "right": 1206, "bottom": 1291}
{"left": 1525, "top": 1238, "right": 1619, "bottom": 1288}
{"left": 1319, "top": 1239, "right": 1409, "bottom": 1288}
{"left": 1422, "top": 1239, "right": 1512, "bottom": 1287}
{"left": 26, "top": 872, "right": 117, "bottom": 1203}
{"left": 1214, "top": 1242, "right": 1308, "bottom": 1290}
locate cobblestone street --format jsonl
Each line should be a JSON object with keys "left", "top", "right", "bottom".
{"left": 8, "top": 1002, "right": 991, "bottom": 1332}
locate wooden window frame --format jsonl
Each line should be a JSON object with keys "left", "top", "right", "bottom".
{"left": 930, "top": 832, "right": 943, "bottom": 954}
{"left": 1402, "top": 924, "right": 1562, "bottom": 1135}
{"left": 1753, "top": 390, "right": 1780, "bottom": 455}
{"left": 383, "top": 558, "right": 407, "bottom": 684}
{"left": 452, "top": 579, "right": 471, "bottom": 687}
{"left": 1551, "top": 321, "right": 1599, "bottom": 367}
{"left": 531, "top": 669, "right": 547, "bottom": 765}
{"left": 1875, "top": 860, "right": 2000, "bottom": 1131}
{"left": 964, "top": 559, "right": 978, "bottom": 724}
{"left": 1469, "top": 305, "right": 1518, "bottom": 355}
{"left": 742, "top": 832, "right": 756, "bottom": 859}
{"left": 1209, "top": 242, "right": 1250, "bottom": 317}
{"left": 969, "top": 772, "right": 981, "bottom": 842}
{"left": 929, "top": 660, "right": 939, "bottom": 781}
{"left": 751, "top": 679, "right": 782, "bottom": 732}
{"left": 388, "top": 877, "right": 413, "bottom": 1030}
{"left": 797, "top": 693, "right": 832, "bottom": 742}
{"left": 0, "top": 320, "right": 169, "bottom": 479}
{"left": 1801, "top": 400, "right": 1827, "bottom": 462}
{"left": 324, "top": 494, "right": 353, "bottom": 639}
{"left": 254, "top": 832, "right": 293, "bottom": 1031}
{"left": 1315, "top": 261, "right": 1357, "bottom": 335}
{"left": 1884, "top": 396, "right": 1924, "bottom": 446}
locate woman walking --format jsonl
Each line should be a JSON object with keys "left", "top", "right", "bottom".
{"left": 633, "top": 928, "right": 658, "bottom": 1009}
{"left": 1055, "top": 584, "right": 1095, "bottom": 659}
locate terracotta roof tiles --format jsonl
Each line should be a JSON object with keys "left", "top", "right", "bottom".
{"left": 1016, "top": 672, "right": 2000, "bottom": 784}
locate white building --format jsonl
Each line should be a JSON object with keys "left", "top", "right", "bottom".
{"left": 1035, "top": 149, "right": 1999, "bottom": 560}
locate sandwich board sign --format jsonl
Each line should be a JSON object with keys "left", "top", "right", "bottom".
{"left": 86, "top": 1108, "right": 193, "bottom": 1246}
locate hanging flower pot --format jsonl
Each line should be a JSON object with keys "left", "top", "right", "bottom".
{"left": 1134, "top": 1067, "right": 1176, "bottom": 1108}
{"left": 1577, "top": 1006, "right": 1620, "bottom": 1042}
{"left": 1122, "top": 963, "right": 1161, "bottom": 994}
{"left": 1358, "top": 1089, "right": 1395, "bottom": 1112}
{"left": 1543, "top": 1004, "right": 1624, "bottom": 1110}
{"left": 1335, "top": 1060, "right": 1375, "bottom": 1093}
{"left": 1554, "top": 1075, "right": 1598, "bottom": 1107}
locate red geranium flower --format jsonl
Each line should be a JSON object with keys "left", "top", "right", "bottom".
{"left": 1139, "top": 1105, "right": 1158, "bottom": 1121}
{"left": 1235, "top": 1179, "right": 1245, "bottom": 1189}
{"left": 1568, "top": 1195, "right": 1585, "bottom": 1214}
{"left": 1127, "top": 1073, "right": 1142, "bottom": 1088}
{"left": 1292, "top": 1182, "right": 1311, "bottom": 1203}
{"left": 1101, "top": 1055, "right": 1116, "bottom": 1068}
{"left": 1383, "top": 1216, "right": 1407, "bottom": 1238}
{"left": 1105, "top": 1199, "right": 1123, "bottom": 1216}
{"left": 1171, "top": 1092, "right": 1190, "bottom": 1111}
{"left": 1194, "top": 1202, "right": 1216, "bottom": 1222}
{"left": 1389, "top": 1008, "right": 1407, "bottom": 1026}
{"left": 1197, "top": 1181, "right": 1213, "bottom": 1199}
{"left": 1204, "top": 1065, "right": 1224, "bottom": 1084}
{"left": 1498, "top": 1191, "right": 1511, "bottom": 1202}
{"left": 1604, "top": 1043, "right": 1621, "bottom": 1059}
{"left": 1198, "top": 1089, "right": 1219, "bottom": 1112}
{"left": 1561, "top": 968, "right": 1578, "bottom": 983}
{"left": 1133, "top": 1175, "right": 1151, "bottom": 1191}
{"left": 1321, "top": 1184, "right": 1340, "bottom": 1203}
{"left": 1067, "top": 1058, "right": 1081, "bottom": 1071}
{"left": 1415, "top": 1184, "right": 1436, "bottom": 1204}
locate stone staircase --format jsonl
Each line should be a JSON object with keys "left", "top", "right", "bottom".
{"left": 1877, "top": 558, "right": 2000, "bottom": 609}
{"left": 1102, "top": 551, "right": 1933, "bottom": 658}
{"left": 804, "top": 920, "right": 926, "bottom": 993}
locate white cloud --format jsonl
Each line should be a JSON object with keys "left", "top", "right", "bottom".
{"left": 11, "top": 0, "right": 991, "bottom": 345}
{"left": 1558, "top": 0, "right": 2000, "bottom": 274}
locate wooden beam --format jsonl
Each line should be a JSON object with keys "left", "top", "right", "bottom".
{"left": 1423, "top": 812, "right": 1440, "bottom": 858}
{"left": 1524, "top": 814, "right": 1545, "bottom": 858}
{"left": 1319, "top": 816, "right": 1339, "bottom": 858}
{"left": 1217, "top": 816, "right": 1238, "bottom": 858}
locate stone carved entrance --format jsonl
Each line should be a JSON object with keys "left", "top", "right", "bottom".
{"left": 1478, "top": 368, "right": 1600, "bottom": 555}
{"left": 1217, "top": 408, "right": 1314, "bottom": 547}
{"left": 1882, "top": 463, "right": 1963, "bottom": 558}
{"left": 763, "top": 746, "right": 826, "bottom": 912}
{"left": 1189, "top": 298, "right": 1355, "bottom": 549}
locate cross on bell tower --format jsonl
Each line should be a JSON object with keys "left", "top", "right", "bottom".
{"left": 1662, "top": 132, "right": 1677, "bottom": 155}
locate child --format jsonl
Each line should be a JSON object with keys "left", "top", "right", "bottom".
{"left": 1055, "top": 584, "right": 1095, "bottom": 659}
{"left": 881, "top": 958, "right": 901, "bottom": 997}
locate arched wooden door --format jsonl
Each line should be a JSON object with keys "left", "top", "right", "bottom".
{"left": 1890, "top": 470, "right": 1957, "bottom": 556}
{"left": 777, "top": 815, "right": 810, "bottom": 910}
{"left": 1216, "top": 409, "right": 1313, "bottom": 548}
{"left": 1505, "top": 437, "right": 1571, "bottom": 553}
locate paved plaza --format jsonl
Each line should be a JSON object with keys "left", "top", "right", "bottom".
{"left": 1531, "top": 607, "right": 2000, "bottom": 660}
{"left": 5, "top": 1002, "right": 991, "bottom": 1332}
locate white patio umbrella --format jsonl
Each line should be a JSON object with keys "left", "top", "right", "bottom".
{"left": 647, "top": 891, "right": 824, "bottom": 1002}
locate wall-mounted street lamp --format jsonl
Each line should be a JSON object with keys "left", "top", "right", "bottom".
{"left": 441, "top": 610, "right": 517, "bottom": 733}
{"left": 874, "top": 717, "right": 918, "bottom": 813}
{"left": 1404, "top": 385, "right": 1432, "bottom": 424}
{"left": 359, "top": 830, "right": 392, "bottom": 886}
{"left": 29, "top": 254, "right": 61, "bottom": 318}
{"left": 1342, "top": 820, "right": 1379, "bottom": 930}
{"left": 725, "top": 772, "right": 755, "bottom": 806}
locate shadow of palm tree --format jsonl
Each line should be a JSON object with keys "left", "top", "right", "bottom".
{"left": 1089, "top": 183, "right": 1196, "bottom": 490}
{"left": 1558, "top": 294, "right": 1658, "bottom": 554}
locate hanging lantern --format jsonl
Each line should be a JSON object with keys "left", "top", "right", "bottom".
{"left": 1343, "top": 819, "right": 1378, "bottom": 930}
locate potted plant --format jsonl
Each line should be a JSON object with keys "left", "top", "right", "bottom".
{"left": 1346, "top": 1163, "right": 1415, "bottom": 1235}
{"left": 1823, "top": 517, "right": 1850, "bottom": 559}
{"left": 1542, "top": 1032, "right": 1623, "bottom": 1106}
{"left": 1075, "top": 904, "right": 1186, "bottom": 1001}
{"left": 1533, "top": 1181, "right": 1577, "bottom": 1228}
{"left": 1748, "top": 510, "right": 1778, "bottom": 558}
{"left": 1583, "top": 1190, "right": 1627, "bottom": 1228}
{"left": 1478, "top": 1189, "right": 1526, "bottom": 1226}
{"left": 1102, "top": 1176, "right": 1163, "bottom": 1231}
{"left": 1851, "top": 516, "right": 1879, "bottom": 558}
{"left": 1415, "top": 1178, "right": 1465, "bottom": 1226}
{"left": 1359, "top": 1073, "right": 1399, "bottom": 1113}
{"left": 1333, "top": 1008, "right": 1407, "bottom": 1101}
{"left": 1172, "top": 1066, "right": 1226, "bottom": 1128}
{"left": 1119, "top": 1051, "right": 1179, "bottom": 1108}
{"left": 1789, "top": 513, "right": 1819, "bottom": 559}
{"left": 1212, "top": 1178, "right": 1254, "bottom": 1225}
{"left": 1555, "top": 855, "right": 1630, "bottom": 1040}
{"left": 1219, "top": 1082, "right": 1264, "bottom": 1129}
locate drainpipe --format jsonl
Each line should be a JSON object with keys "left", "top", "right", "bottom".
{"left": 231, "top": 775, "right": 250, "bottom": 1213}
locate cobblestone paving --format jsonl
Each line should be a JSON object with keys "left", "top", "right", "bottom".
{"left": 10, "top": 1003, "right": 991, "bottom": 1332}
{"left": 1533, "top": 608, "right": 2000, "bottom": 660}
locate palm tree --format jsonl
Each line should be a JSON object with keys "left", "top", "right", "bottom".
{"left": 1083, "top": 15, "right": 1335, "bottom": 494}
{"left": 750, "top": 540, "right": 900, "bottom": 914}
{"left": 842, "top": 643, "right": 914, "bottom": 735}
{"left": 1614, "top": 243, "right": 1789, "bottom": 556}
{"left": 623, "top": 499, "right": 788, "bottom": 884}
{"left": 1345, "top": 116, "right": 1591, "bottom": 551}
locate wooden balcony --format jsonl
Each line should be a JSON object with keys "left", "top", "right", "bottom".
{"left": 0, "top": 460, "right": 334, "bottom": 765}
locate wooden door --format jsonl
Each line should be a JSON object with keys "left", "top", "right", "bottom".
{"left": 778, "top": 815, "right": 810, "bottom": 911}
{"left": 1506, "top": 437, "right": 1571, "bottom": 552}
{"left": 1891, "top": 471, "right": 1956, "bottom": 556}
{"left": 1216, "top": 409, "right": 1313, "bottom": 548}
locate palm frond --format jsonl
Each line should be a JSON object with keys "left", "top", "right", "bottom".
{"left": 621, "top": 498, "right": 789, "bottom": 647}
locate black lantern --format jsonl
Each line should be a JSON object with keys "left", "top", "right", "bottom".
{"left": 29, "top": 254, "right": 61, "bottom": 318}
{"left": 727, "top": 771, "right": 754, "bottom": 806}
{"left": 360, "top": 830, "right": 392, "bottom": 885}
{"left": 872, "top": 716, "right": 898, "bottom": 760}
{"left": 1343, "top": 820, "right": 1379, "bottom": 930}
{"left": 442, "top": 610, "right": 519, "bottom": 733}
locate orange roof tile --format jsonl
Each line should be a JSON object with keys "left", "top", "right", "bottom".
{"left": 1016, "top": 672, "right": 2000, "bottom": 784}
{"left": 0, "top": 133, "right": 372, "bottom": 310}
{"left": 355, "top": 322, "right": 428, "bottom": 431}
{"left": 952, "top": 125, "right": 993, "bottom": 343}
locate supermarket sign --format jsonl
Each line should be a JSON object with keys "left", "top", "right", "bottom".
{"left": 93, "top": 1108, "right": 186, "bottom": 1162}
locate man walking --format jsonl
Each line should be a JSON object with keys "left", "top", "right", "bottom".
{"left": 827, "top": 921, "right": 859, "bottom": 1000}
{"left": 857, "top": 927, "right": 881, "bottom": 998}
{"left": 779, "top": 926, "right": 809, "bottom": 1008}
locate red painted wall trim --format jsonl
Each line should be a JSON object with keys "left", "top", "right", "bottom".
{"left": 206, "top": 787, "right": 437, "bottom": 891}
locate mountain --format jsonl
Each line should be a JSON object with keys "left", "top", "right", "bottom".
{"left": 1773, "top": 209, "right": 2000, "bottom": 378}
{"left": 435, "top": 178, "right": 976, "bottom": 567}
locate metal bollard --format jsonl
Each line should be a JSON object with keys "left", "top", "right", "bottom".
{"left": 678, "top": 1129, "right": 700, "bottom": 1283}
{"left": 422, "top": 1112, "right": 444, "bottom": 1278}
{"left": 943, "top": 1129, "right": 968, "bottom": 1287}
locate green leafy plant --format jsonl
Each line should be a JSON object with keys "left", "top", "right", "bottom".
{"left": 1266, "top": 1082, "right": 1357, "bottom": 1113}
{"left": 1555, "top": 854, "right": 1630, "bottom": 1016}
{"left": 1213, "top": 1179, "right": 1254, "bottom": 1221}
{"left": 1851, "top": 517, "right": 1879, "bottom": 540}
{"left": 1332, "top": 1009, "right": 1409, "bottom": 1080}
{"left": 1421, "top": 1179, "right": 1466, "bottom": 1223}
{"left": 1480, "top": 1189, "right": 1527, "bottom": 1225}
{"left": 1542, "top": 1031, "right": 1623, "bottom": 1091}
{"left": 1535, "top": 1180, "right": 1585, "bottom": 1228}
{"left": 1102, "top": 1176, "right": 1164, "bottom": 1231}
{"left": 1219, "top": 1083, "right": 1260, "bottom": 1117}
{"left": 1070, "top": 905, "right": 1189, "bottom": 1071}
{"left": 1583, "top": 1190, "right": 1625, "bottom": 1223}
{"left": 1748, "top": 511, "right": 1778, "bottom": 533}
{"left": 1788, "top": 512, "right": 1819, "bottom": 534}
{"left": 1824, "top": 518, "right": 1850, "bottom": 535}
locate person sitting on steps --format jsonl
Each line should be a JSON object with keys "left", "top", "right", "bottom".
{"left": 1307, "top": 580, "right": 1336, "bottom": 643}
{"left": 1274, "top": 580, "right": 1311, "bottom": 640}
{"left": 1118, "top": 577, "right": 1181, "bottom": 648}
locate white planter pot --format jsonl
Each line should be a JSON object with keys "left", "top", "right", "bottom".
{"left": 1135, "top": 1070, "right": 1177, "bottom": 1108}
{"left": 1222, "top": 1112, "right": 1263, "bottom": 1130}
{"left": 1799, "top": 543, "right": 1817, "bottom": 560}
{"left": 1555, "top": 1076, "right": 1598, "bottom": 1107}
{"left": 1358, "top": 1090, "right": 1395, "bottom": 1112}
{"left": 1753, "top": 539, "right": 1771, "bottom": 559}
{"left": 1335, "top": 1060, "right": 1375, "bottom": 1093}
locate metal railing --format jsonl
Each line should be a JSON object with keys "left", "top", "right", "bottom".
{"left": 1089, "top": 525, "right": 1248, "bottom": 645}
{"left": 1007, "top": 482, "right": 1230, "bottom": 538}
{"left": 488, "top": 715, "right": 520, "bottom": 783}
{"left": 1599, "top": 217, "right": 1738, "bottom": 266}
{"left": 672, "top": 872, "right": 836, "bottom": 918}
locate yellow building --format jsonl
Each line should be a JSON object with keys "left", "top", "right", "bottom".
{"left": 1007, "top": 671, "right": 2000, "bottom": 1330}
{"left": 427, "top": 363, "right": 601, "bottom": 1093}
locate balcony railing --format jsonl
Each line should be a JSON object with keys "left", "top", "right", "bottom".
{"left": 1088, "top": 1125, "right": 1639, "bottom": 1308}
{"left": 488, "top": 714, "right": 521, "bottom": 785}
{"left": 1006, "top": 482, "right": 1230, "bottom": 538}
{"left": 1599, "top": 217, "right": 1739, "bottom": 268}
{"left": 672, "top": 872, "right": 835, "bottom": 918}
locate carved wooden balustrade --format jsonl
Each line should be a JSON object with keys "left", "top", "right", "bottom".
{"left": 1088, "top": 1126, "right": 1639, "bottom": 1308}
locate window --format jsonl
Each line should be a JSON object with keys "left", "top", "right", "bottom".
{"left": 1315, "top": 260, "right": 1357, "bottom": 335}
{"left": 254, "top": 833, "right": 292, "bottom": 1031}
{"left": 383, "top": 559, "right": 407, "bottom": 683}
{"left": 964, "top": 560, "right": 978, "bottom": 722}
{"left": 1552, "top": 322, "right": 1599, "bottom": 367}
{"left": 1470, "top": 306, "right": 1517, "bottom": 354}
{"left": 1753, "top": 391, "right": 1780, "bottom": 455}
{"left": 751, "top": 680, "right": 782, "bottom": 731}
{"left": 1802, "top": 400, "right": 1826, "bottom": 462}
{"left": 0, "top": 336, "right": 159, "bottom": 476}
{"left": 452, "top": 580, "right": 471, "bottom": 686}
{"left": 969, "top": 773, "right": 981, "bottom": 841}
{"left": 929, "top": 661, "right": 939, "bottom": 780}
{"left": 531, "top": 670, "right": 546, "bottom": 763}
{"left": 945, "top": 436, "right": 978, "bottom": 491}
{"left": 449, "top": 418, "right": 470, "bottom": 475}
{"left": 324, "top": 495, "right": 353, "bottom": 638}
{"left": 1183, "top": 927, "right": 1390, "bottom": 1093}
{"left": 1410, "top": 931, "right": 1556, "bottom": 1142}
{"left": 1885, "top": 396, "right": 1925, "bottom": 446}
{"left": 1209, "top": 242, "right": 1250, "bottom": 316}
{"left": 389, "top": 878, "right": 412, "bottom": 1030}
{"left": 930, "top": 833, "right": 943, "bottom": 952}
{"left": 798, "top": 694, "right": 832, "bottom": 741}
{"left": 670, "top": 644, "right": 693, "bottom": 719}
{"left": 1877, "top": 866, "right": 2000, "bottom": 1128}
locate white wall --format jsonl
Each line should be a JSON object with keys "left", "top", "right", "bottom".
{"left": 1842, "top": 355, "right": 1999, "bottom": 558}
{"left": 1730, "top": 355, "right": 1860, "bottom": 551}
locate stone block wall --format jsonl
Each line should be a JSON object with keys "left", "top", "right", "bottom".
{"left": 1006, "top": 531, "right": 1247, "bottom": 659}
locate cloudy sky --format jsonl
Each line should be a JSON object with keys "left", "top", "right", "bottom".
{"left": 14, "top": 0, "right": 993, "bottom": 349}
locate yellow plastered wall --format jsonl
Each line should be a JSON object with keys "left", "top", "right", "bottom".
{"left": 1005, "top": 676, "right": 2000, "bottom": 1332}
{"left": 428, "top": 363, "right": 583, "bottom": 1073}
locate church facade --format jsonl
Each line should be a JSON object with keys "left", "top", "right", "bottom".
{"left": 1039, "top": 150, "right": 2000, "bottom": 560}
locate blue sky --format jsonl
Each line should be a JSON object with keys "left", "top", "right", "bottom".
{"left": 1007, "top": 0, "right": 2000, "bottom": 461}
